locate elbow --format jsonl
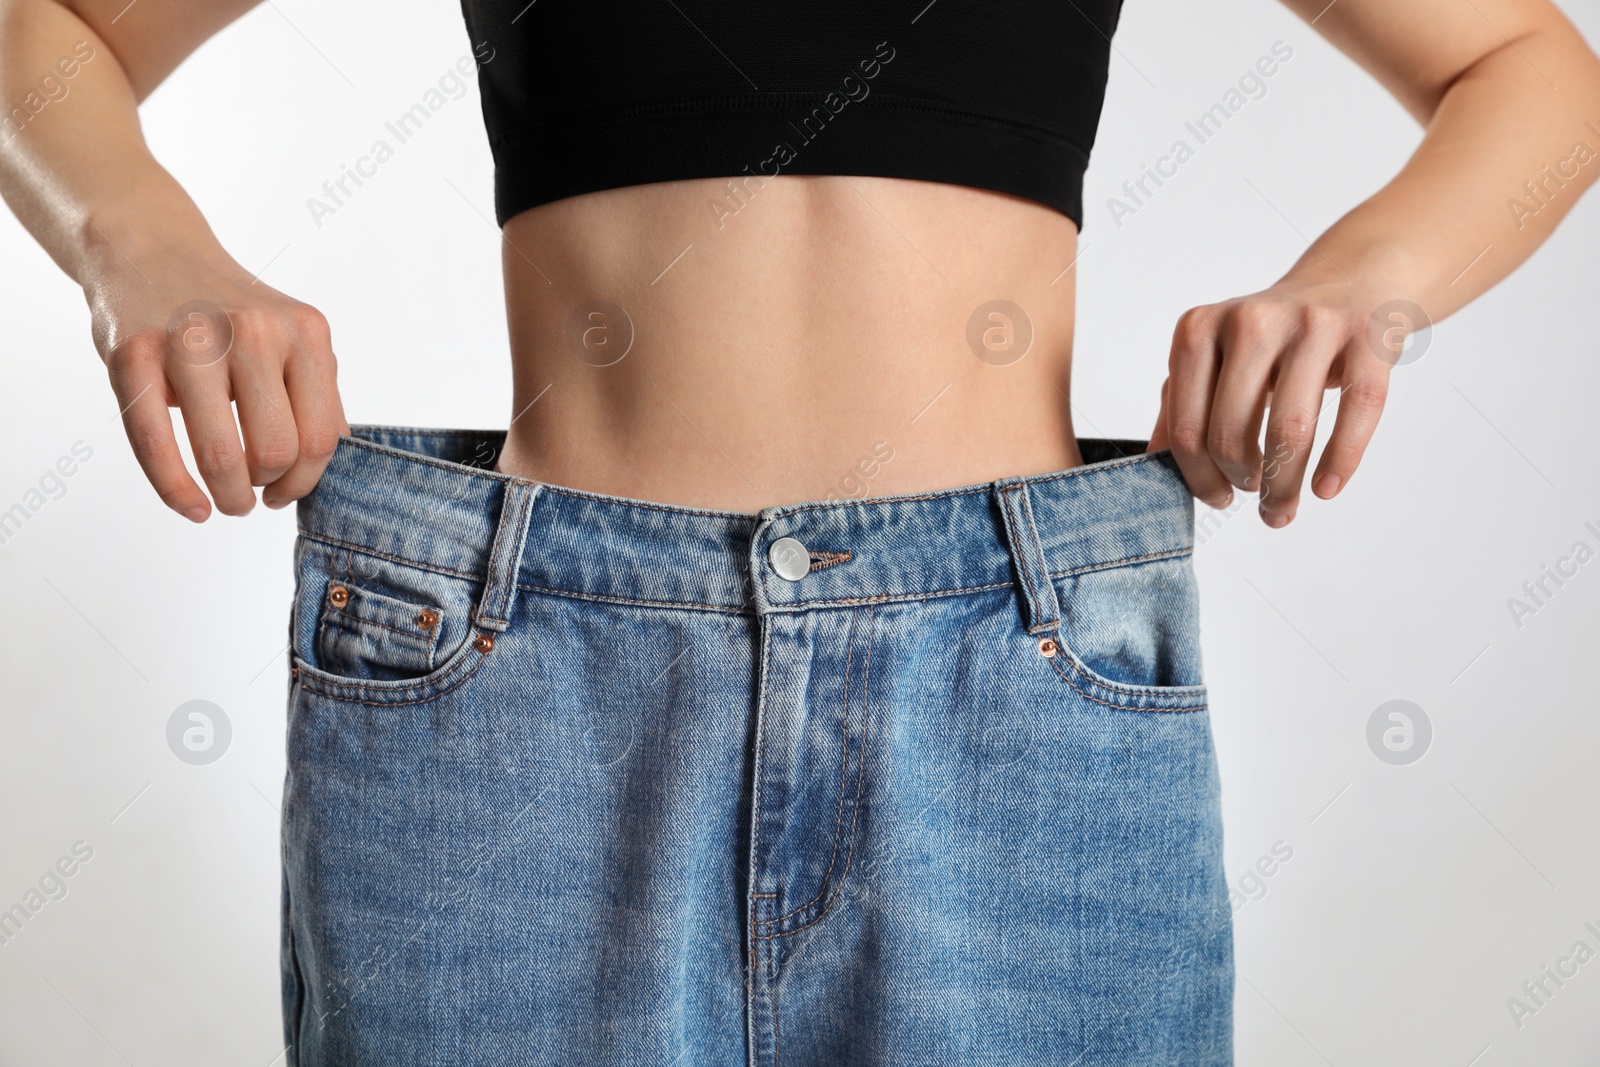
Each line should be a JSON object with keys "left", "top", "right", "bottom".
{"left": 1417, "top": 20, "right": 1596, "bottom": 127}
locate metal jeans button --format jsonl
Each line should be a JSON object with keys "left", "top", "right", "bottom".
{"left": 769, "top": 537, "right": 810, "bottom": 581}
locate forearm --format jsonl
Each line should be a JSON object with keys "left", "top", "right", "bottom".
{"left": 1277, "top": 19, "right": 1600, "bottom": 318}
{"left": 0, "top": 0, "right": 224, "bottom": 290}
{"left": 2, "top": 0, "right": 343, "bottom": 521}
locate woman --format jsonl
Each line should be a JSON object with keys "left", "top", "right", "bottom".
{"left": 2, "top": 0, "right": 1596, "bottom": 1063}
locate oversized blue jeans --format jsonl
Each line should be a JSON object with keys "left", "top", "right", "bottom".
{"left": 282, "top": 426, "right": 1232, "bottom": 1066}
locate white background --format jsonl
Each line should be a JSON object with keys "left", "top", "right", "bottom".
{"left": 1, "top": 0, "right": 1597, "bottom": 1063}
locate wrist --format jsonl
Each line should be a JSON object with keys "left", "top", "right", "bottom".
{"left": 77, "top": 186, "right": 232, "bottom": 288}
{"left": 1273, "top": 239, "right": 1428, "bottom": 306}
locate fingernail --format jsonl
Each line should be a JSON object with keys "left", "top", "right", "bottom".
{"left": 184, "top": 507, "right": 208, "bottom": 523}
{"left": 263, "top": 495, "right": 283, "bottom": 509}
{"left": 1315, "top": 473, "right": 1342, "bottom": 497}
{"left": 1264, "top": 511, "right": 1290, "bottom": 528}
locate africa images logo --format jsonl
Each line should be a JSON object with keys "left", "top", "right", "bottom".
{"left": 166, "top": 700, "right": 232, "bottom": 766}
{"left": 305, "top": 43, "right": 496, "bottom": 228}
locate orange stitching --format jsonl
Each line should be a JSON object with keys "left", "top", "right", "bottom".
{"left": 761, "top": 609, "right": 859, "bottom": 926}
{"left": 1045, "top": 652, "right": 1207, "bottom": 712}
{"left": 479, "top": 524, "right": 506, "bottom": 623}
{"left": 837, "top": 605, "right": 875, "bottom": 900}
{"left": 298, "top": 530, "right": 486, "bottom": 583}
{"left": 771, "top": 942, "right": 782, "bottom": 1066}
{"left": 997, "top": 486, "right": 1043, "bottom": 627}
{"left": 757, "top": 604, "right": 876, "bottom": 941}
{"left": 778, "top": 579, "right": 1015, "bottom": 609}
{"left": 324, "top": 603, "right": 443, "bottom": 643}
{"left": 998, "top": 486, "right": 1049, "bottom": 633}
{"left": 522, "top": 568, "right": 1183, "bottom": 614}
{"left": 479, "top": 483, "right": 534, "bottom": 625}
{"left": 749, "top": 618, "right": 773, "bottom": 914}
{"left": 478, "top": 487, "right": 517, "bottom": 623}
{"left": 1051, "top": 546, "right": 1193, "bottom": 578}
{"left": 515, "top": 583, "right": 749, "bottom": 615}
{"left": 302, "top": 529, "right": 1192, "bottom": 616}
{"left": 596, "top": 552, "right": 1180, "bottom": 605}
{"left": 1017, "top": 483, "right": 1056, "bottom": 625}
{"left": 806, "top": 550, "right": 852, "bottom": 572}
{"left": 1021, "top": 491, "right": 1052, "bottom": 621}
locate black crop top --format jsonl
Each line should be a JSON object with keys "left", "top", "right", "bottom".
{"left": 456, "top": 1, "right": 1126, "bottom": 230}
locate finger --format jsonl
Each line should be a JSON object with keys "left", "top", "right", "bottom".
{"left": 1147, "top": 376, "right": 1170, "bottom": 453}
{"left": 1311, "top": 338, "right": 1390, "bottom": 499}
{"left": 1258, "top": 330, "right": 1340, "bottom": 527}
{"left": 1165, "top": 307, "right": 1233, "bottom": 508}
{"left": 167, "top": 340, "right": 256, "bottom": 517}
{"left": 232, "top": 353, "right": 300, "bottom": 487}
{"left": 1208, "top": 304, "right": 1290, "bottom": 493}
{"left": 108, "top": 333, "right": 212, "bottom": 522}
{"left": 263, "top": 312, "right": 347, "bottom": 508}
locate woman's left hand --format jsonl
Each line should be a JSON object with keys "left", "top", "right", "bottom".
{"left": 1147, "top": 279, "right": 1402, "bottom": 528}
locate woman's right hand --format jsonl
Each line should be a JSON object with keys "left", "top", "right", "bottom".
{"left": 84, "top": 232, "right": 350, "bottom": 522}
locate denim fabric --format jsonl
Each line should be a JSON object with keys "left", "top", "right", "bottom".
{"left": 282, "top": 426, "right": 1232, "bottom": 1067}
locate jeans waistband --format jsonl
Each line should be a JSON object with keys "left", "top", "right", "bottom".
{"left": 296, "top": 426, "right": 1196, "bottom": 617}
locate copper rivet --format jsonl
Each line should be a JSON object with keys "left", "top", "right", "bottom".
{"left": 416, "top": 608, "right": 440, "bottom": 630}
{"left": 1038, "top": 637, "right": 1058, "bottom": 658}
{"left": 328, "top": 584, "right": 349, "bottom": 607}
{"left": 473, "top": 633, "right": 495, "bottom": 654}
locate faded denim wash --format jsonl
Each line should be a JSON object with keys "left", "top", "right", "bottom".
{"left": 282, "top": 426, "right": 1232, "bottom": 1067}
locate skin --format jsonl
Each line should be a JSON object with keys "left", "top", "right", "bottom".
{"left": 1, "top": 1, "right": 1598, "bottom": 525}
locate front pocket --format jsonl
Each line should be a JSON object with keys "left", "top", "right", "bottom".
{"left": 292, "top": 620, "right": 494, "bottom": 707}
{"left": 315, "top": 581, "right": 444, "bottom": 683}
{"left": 1040, "top": 555, "right": 1208, "bottom": 712}
{"left": 288, "top": 534, "right": 493, "bottom": 706}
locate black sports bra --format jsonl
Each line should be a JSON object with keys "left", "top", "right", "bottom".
{"left": 456, "top": 1, "right": 1126, "bottom": 230}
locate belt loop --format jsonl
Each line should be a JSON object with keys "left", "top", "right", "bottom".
{"left": 994, "top": 478, "right": 1061, "bottom": 635}
{"left": 474, "top": 478, "right": 539, "bottom": 633}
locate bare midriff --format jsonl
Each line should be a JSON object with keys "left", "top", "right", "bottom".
{"left": 492, "top": 175, "right": 1085, "bottom": 512}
